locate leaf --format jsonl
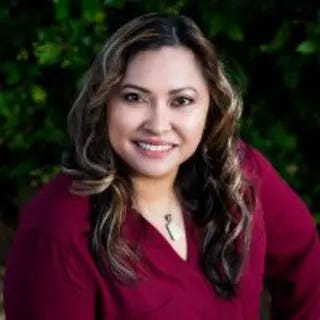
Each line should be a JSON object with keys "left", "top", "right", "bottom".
{"left": 2, "top": 62, "right": 23, "bottom": 85}
{"left": 260, "top": 22, "right": 291, "bottom": 53}
{"left": 226, "top": 24, "right": 244, "bottom": 42}
{"left": 53, "top": 0, "right": 70, "bottom": 21}
{"left": 9, "top": 133, "right": 28, "bottom": 150}
{"left": 296, "top": 40, "right": 319, "bottom": 54}
{"left": 31, "top": 85, "right": 47, "bottom": 103}
{"left": 17, "top": 48, "right": 29, "bottom": 61}
{"left": 82, "top": 0, "right": 101, "bottom": 18}
{"left": 94, "top": 11, "right": 105, "bottom": 23}
{"left": 166, "top": 0, "right": 188, "bottom": 14}
{"left": 34, "top": 42, "right": 62, "bottom": 65}
{"left": 208, "top": 15, "right": 225, "bottom": 36}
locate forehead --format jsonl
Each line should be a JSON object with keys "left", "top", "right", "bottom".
{"left": 122, "top": 46, "right": 208, "bottom": 91}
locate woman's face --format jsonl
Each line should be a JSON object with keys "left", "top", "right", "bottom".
{"left": 107, "top": 45, "right": 210, "bottom": 180}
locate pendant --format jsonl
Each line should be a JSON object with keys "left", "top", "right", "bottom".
{"left": 164, "top": 214, "right": 183, "bottom": 241}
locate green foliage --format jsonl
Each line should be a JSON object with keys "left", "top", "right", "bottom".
{"left": 1, "top": 1, "right": 320, "bottom": 226}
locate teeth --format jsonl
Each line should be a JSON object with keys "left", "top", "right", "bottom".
{"left": 136, "top": 142, "right": 173, "bottom": 151}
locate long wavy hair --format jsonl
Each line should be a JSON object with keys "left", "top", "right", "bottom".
{"left": 62, "top": 12, "right": 254, "bottom": 298}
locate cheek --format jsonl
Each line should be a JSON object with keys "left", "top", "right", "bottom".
{"left": 108, "top": 113, "right": 122, "bottom": 134}
{"left": 180, "top": 110, "right": 208, "bottom": 138}
{"left": 107, "top": 106, "right": 127, "bottom": 150}
{"left": 108, "top": 105, "right": 136, "bottom": 134}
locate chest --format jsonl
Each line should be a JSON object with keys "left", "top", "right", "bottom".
{"left": 106, "top": 263, "right": 246, "bottom": 320}
{"left": 96, "top": 207, "right": 266, "bottom": 320}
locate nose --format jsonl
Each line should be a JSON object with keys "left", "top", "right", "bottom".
{"left": 142, "top": 101, "right": 172, "bottom": 135}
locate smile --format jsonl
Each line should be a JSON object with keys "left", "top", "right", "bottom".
{"left": 135, "top": 142, "right": 174, "bottom": 151}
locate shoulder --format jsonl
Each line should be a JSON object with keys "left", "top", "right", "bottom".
{"left": 237, "top": 139, "right": 317, "bottom": 235}
{"left": 237, "top": 139, "right": 275, "bottom": 192}
{"left": 17, "top": 173, "right": 91, "bottom": 242}
{"left": 237, "top": 138, "right": 299, "bottom": 199}
{"left": 237, "top": 139, "right": 265, "bottom": 177}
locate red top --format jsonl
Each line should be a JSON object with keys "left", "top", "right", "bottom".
{"left": 4, "top": 144, "right": 320, "bottom": 319}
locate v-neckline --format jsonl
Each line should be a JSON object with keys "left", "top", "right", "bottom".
{"left": 130, "top": 207, "right": 193, "bottom": 264}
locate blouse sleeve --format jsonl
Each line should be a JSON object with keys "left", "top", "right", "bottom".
{"left": 251, "top": 147, "right": 320, "bottom": 319}
{"left": 4, "top": 229, "right": 96, "bottom": 320}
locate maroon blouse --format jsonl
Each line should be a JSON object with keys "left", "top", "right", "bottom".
{"left": 4, "top": 144, "right": 320, "bottom": 319}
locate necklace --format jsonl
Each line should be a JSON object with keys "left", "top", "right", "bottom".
{"left": 133, "top": 198, "right": 184, "bottom": 242}
{"left": 164, "top": 214, "right": 183, "bottom": 241}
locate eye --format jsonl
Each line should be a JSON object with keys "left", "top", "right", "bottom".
{"left": 122, "top": 92, "right": 144, "bottom": 103}
{"left": 172, "top": 96, "right": 194, "bottom": 107}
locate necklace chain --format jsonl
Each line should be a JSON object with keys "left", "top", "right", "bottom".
{"left": 133, "top": 197, "right": 184, "bottom": 242}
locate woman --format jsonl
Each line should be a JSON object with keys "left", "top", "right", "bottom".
{"left": 4, "top": 13, "right": 320, "bottom": 320}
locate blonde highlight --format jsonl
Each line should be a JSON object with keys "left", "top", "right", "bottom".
{"left": 62, "top": 13, "right": 254, "bottom": 297}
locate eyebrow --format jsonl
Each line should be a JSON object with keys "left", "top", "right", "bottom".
{"left": 120, "top": 84, "right": 198, "bottom": 95}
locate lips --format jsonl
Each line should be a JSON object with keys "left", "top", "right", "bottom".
{"left": 135, "top": 141, "right": 174, "bottom": 151}
{"left": 133, "top": 140, "right": 177, "bottom": 158}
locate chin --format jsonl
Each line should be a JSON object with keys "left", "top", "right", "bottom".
{"left": 131, "top": 166, "right": 178, "bottom": 180}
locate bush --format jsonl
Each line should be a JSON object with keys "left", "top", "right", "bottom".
{"left": 1, "top": 0, "right": 320, "bottom": 227}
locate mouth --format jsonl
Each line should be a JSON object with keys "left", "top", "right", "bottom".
{"left": 134, "top": 141, "right": 176, "bottom": 151}
{"left": 132, "top": 140, "right": 177, "bottom": 157}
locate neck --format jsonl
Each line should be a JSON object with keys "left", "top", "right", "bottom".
{"left": 130, "top": 173, "right": 185, "bottom": 243}
{"left": 131, "top": 173, "right": 178, "bottom": 209}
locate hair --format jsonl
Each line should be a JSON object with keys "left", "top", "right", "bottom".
{"left": 62, "top": 12, "right": 254, "bottom": 298}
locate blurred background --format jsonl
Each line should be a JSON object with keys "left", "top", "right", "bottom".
{"left": 1, "top": 0, "right": 320, "bottom": 318}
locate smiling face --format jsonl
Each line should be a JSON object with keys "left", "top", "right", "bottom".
{"left": 107, "top": 46, "right": 210, "bottom": 180}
